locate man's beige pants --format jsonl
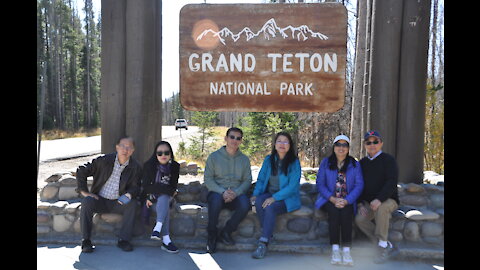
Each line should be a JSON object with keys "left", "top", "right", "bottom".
{"left": 354, "top": 198, "right": 398, "bottom": 243}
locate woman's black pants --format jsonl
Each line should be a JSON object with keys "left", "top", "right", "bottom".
{"left": 324, "top": 201, "right": 354, "bottom": 246}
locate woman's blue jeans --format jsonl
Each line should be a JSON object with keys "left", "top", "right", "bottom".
{"left": 255, "top": 192, "right": 287, "bottom": 243}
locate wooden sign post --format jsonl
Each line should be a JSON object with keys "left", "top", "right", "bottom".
{"left": 180, "top": 3, "right": 347, "bottom": 112}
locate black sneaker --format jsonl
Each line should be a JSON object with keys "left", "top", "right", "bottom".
{"left": 150, "top": 231, "right": 162, "bottom": 240}
{"left": 162, "top": 242, "right": 179, "bottom": 253}
{"left": 117, "top": 240, "right": 134, "bottom": 252}
{"left": 251, "top": 241, "right": 268, "bottom": 259}
{"left": 206, "top": 234, "right": 217, "bottom": 253}
{"left": 374, "top": 243, "right": 399, "bottom": 264}
{"left": 81, "top": 239, "right": 95, "bottom": 253}
{"left": 219, "top": 229, "right": 235, "bottom": 246}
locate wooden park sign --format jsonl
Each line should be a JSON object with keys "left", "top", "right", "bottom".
{"left": 179, "top": 3, "right": 347, "bottom": 112}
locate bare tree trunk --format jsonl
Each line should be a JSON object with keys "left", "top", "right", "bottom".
{"left": 38, "top": 61, "right": 47, "bottom": 181}
{"left": 58, "top": 2, "right": 65, "bottom": 129}
{"left": 84, "top": 0, "right": 92, "bottom": 128}
{"left": 396, "top": 0, "right": 431, "bottom": 183}
{"left": 101, "top": 0, "right": 127, "bottom": 155}
{"left": 52, "top": 0, "right": 63, "bottom": 129}
{"left": 311, "top": 113, "right": 316, "bottom": 167}
{"left": 360, "top": 0, "right": 373, "bottom": 157}
{"left": 45, "top": 1, "right": 53, "bottom": 127}
{"left": 49, "top": 0, "right": 61, "bottom": 129}
{"left": 70, "top": 0, "right": 79, "bottom": 130}
{"left": 368, "top": 0, "right": 404, "bottom": 156}
{"left": 429, "top": 0, "right": 438, "bottom": 85}
{"left": 349, "top": 0, "right": 367, "bottom": 159}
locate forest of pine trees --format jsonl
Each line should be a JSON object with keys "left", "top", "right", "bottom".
{"left": 37, "top": 0, "right": 101, "bottom": 132}
{"left": 37, "top": 0, "right": 443, "bottom": 173}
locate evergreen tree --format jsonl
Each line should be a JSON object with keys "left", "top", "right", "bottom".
{"left": 239, "top": 112, "right": 298, "bottom": 163}
{"left": 424, "top": 84, "right": 444, "bottom": 174}
{"left": 188, "top": 111, "right": 219, "bottom": 160}
{"left": 37, "top": 0, "right": 101, "bottom": 133}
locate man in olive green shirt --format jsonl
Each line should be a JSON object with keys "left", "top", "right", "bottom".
{"left": 204, "top": 127, "right": 252, "bottom": 253}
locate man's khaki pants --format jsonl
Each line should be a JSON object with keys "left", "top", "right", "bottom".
{"left": 354, "top": 198, "right": 398, "bottom": 243}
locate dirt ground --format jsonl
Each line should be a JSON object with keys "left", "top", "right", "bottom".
{"left": 37, "top": 154, "right": 102, "bottom": 189}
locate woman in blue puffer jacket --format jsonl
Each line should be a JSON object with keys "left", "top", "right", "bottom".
{"left": 315, "top": 135, "right": 364, "bottom": 266}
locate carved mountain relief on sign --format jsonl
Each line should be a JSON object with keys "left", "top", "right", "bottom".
{"left": 196, "top": 18, "right": 329, "bottom": 45}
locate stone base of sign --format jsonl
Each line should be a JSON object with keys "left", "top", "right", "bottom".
{"left": 37, "top": 169, "right": 443, "bottom": 260}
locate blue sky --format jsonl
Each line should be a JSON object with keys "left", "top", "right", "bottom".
{"left": 75, "top": 0, "right": 101, "bottom": 24}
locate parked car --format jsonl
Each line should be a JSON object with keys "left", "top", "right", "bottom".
{"left": 175, "top": 119, "right": 188, "bottom": 130}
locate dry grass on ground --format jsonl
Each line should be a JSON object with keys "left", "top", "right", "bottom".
{"left": 39, "top": 128, "right": 102, "bottom": 140}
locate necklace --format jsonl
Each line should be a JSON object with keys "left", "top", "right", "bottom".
{"left": 337, "top": 160, "right": 345, "bottom": 170}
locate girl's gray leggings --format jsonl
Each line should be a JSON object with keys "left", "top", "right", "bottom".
{"left": 155, "top": 194, "right": 171, "bottom": 236}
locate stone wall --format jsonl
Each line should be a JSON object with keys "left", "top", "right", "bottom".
{"left": 37, "top": 168, "right": 444, "bottom": 249}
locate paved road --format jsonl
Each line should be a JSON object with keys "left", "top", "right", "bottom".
{"left": 37, "top": 244, "right": 444, "bottom": 270}
{"left": 37, "top": 126, "right": 199, "bottom": 163}
{"left": 161, "top": 125, "right": 200, "bottom": 155}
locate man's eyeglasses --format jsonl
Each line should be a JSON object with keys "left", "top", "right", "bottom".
{"left": 156, "top": 151, "right": 171, "bottom": 156}
{"left": 118, "top": 144, "right": 134, "bottom": 151}
{"left": 365, "top": 140, "right": 380, "bottom": 145}
{"left": 228, "top": 135, "right": 242, "bottom": 141}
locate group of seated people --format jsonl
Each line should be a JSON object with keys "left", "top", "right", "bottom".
{"left": 76, "top": 127, "right": 399, "bottom": 266}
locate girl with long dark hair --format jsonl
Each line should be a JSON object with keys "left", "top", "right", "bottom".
{"left": 141, "top": 141, "right": 180, "bottom": 253}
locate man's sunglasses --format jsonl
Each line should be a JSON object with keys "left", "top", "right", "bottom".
{"left": 156, "top": 151, "right": 171, "bottom": 156}
{"left": 228, "top": 135, "right": 242, "bottom": 141}
{"left": 365, "top": 140, "right": 380, "bottom": 145}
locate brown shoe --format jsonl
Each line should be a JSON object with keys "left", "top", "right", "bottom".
{"left": 117, "top": 240, "right": 133, "bottom": 252}
{"left": 219, "top": 229, "right": 235, "bottom": 246}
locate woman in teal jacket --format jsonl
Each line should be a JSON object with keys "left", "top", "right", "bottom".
{"left": 250, "top": 132, "right": 301, "bottom": 259}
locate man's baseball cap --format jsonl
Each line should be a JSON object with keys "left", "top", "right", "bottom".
{"left": 364, "top": 130, "right": 381, "bottom": 141}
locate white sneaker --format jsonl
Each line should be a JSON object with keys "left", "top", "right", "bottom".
{"left": 342, "top": 250, "right": 354, "bottom": 266}
{"left": 331, "top": 249, "right": 342, "bottom": 265}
